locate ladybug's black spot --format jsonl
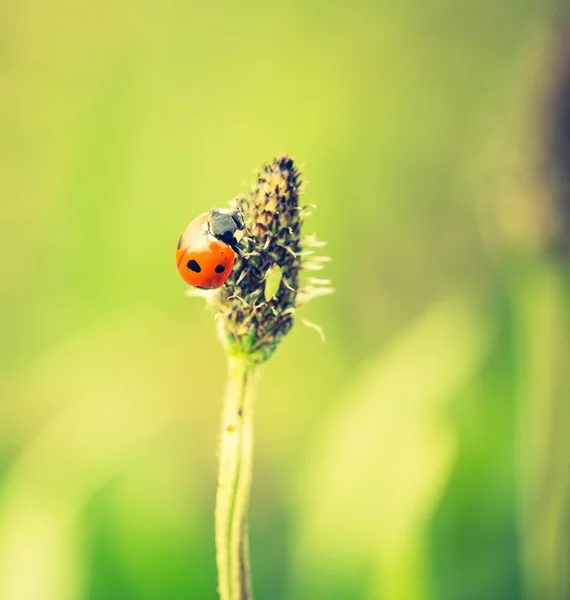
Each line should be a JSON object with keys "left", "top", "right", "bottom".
{"left": 215, "top": 264, "right": 225, "bottom": 274}
{"left": 177, "top": 235, "right": 183, "bottom": 249}
{"left": 187, "top": 259, "right": 201, "bottom": 273}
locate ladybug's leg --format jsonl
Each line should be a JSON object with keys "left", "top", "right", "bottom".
{"left": 232, "top": 243, "right": 247, "bottom": 257}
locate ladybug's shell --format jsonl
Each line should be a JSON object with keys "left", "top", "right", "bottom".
{"left": 176, "top": 212, "right": 236, "bottom": 289}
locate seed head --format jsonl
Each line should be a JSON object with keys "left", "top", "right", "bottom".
{"left": 216, "top": 155, "right": 332, "bottom": 363}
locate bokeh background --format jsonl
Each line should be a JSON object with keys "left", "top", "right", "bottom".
{"left": 1, "top": 1, "right": 569, "bottom": 599}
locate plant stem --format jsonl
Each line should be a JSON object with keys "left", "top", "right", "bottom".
{"left": 216, "top": 354, "right": 257, "bottom": 600}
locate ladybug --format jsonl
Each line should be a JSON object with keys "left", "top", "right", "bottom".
{"left": 176, "top": 208, "right": 246, "bottom": 289}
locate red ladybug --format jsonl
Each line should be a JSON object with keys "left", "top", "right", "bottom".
{"left": 176, "top": 208, "right": 245, "bottom": 289}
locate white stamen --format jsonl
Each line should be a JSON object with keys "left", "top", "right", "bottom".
{"left": 300, "top": 318, "right": 326, "bottom": 343}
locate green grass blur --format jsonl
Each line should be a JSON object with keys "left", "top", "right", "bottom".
{"left": 1, "top": 1, "right": 568, "bottom": 599}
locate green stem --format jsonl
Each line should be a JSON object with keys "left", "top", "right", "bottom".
{"left": 215, "top": 354, "right": 257, "bottom": 600}
{"left": 239, "top": 523, "right": 253, "bottom": 599}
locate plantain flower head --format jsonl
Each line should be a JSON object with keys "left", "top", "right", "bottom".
{"left": 215, "top": 155, "right": 332, "bottom": 363}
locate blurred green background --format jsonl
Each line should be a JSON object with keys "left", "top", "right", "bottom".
{"left": 1, "top": 1, "right": 569, "bottom": 599}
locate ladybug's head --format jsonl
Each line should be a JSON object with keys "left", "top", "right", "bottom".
{"left": 209, "top": 207, "right": 246, "bottom": 252}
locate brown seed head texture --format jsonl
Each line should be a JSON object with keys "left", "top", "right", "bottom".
{"left": 217, "top": 155, "right": 329, "bottom": 363}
